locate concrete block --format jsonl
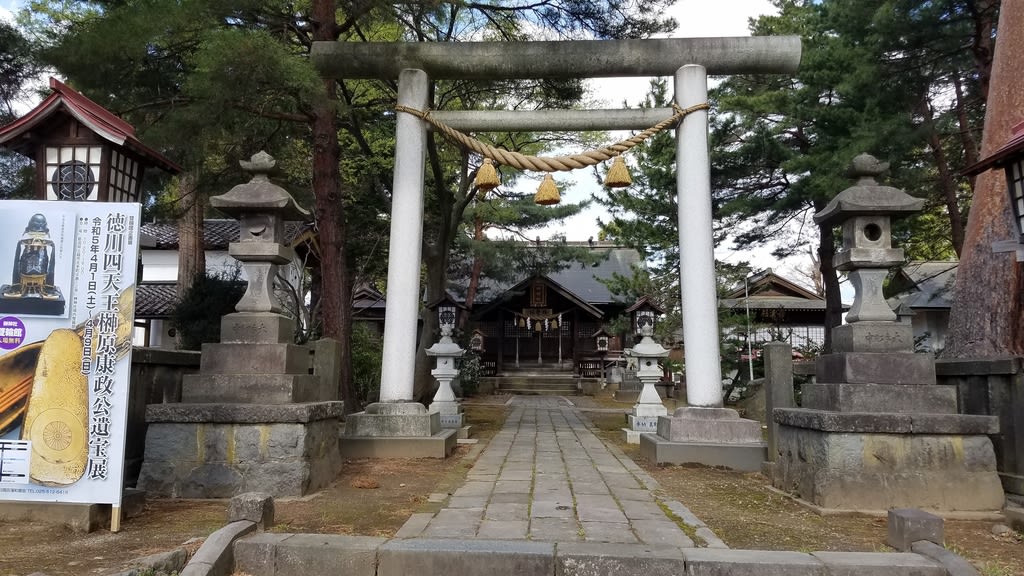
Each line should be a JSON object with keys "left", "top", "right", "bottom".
{"left": 229, "top": 492, "right": 275, "bottom": 529}
{"left": 273, "top": 534, "right": 385, "bottom": 576}
{"left": 775, "top": 408, "right": 913, "bottom": 433}
{"left": 378, "top": 538, "right": 555, "bottom": 576}
{"left": 556, "top": 542, "right": 684, "bottom": 576}
{"left": 832, "top": 322, "right": 914, "bottom": 353}
{"left": 181, "top": 373, "right": 321, "bottom": 404}
{"left": 221, "top": 313, "right": 296, "bottom": 344}
{"left": 910, "top": 540, "right": 981, "bottom": 576}
{"left": 340, "top": 429, "right": 458, "bottom": 458}
{"left": 233, "top": 533, "right": 291, "bottom": 576}
{"left": 811, "top": 552, "right": 944, "bottom": 576}
{"left": 887, "top": 509, "right": 943, "bottom": 551}
{"left": 181, "top": 520, "right": 256, "bottom": 576}
{"left": 199, "top": 343, "right": 311, "bottom": 375}
{"left": 639, "top": 435, "right": 766, "bottom": 471}
{"left": 657, "top": 407, "right": 763, "bottom": 444}
{"left": 312, "top": 337, "right": 342, "bottom": 401}
{"left": 683, "top": 548, "right": 825, "bottom": 575}
{"left": 345, "top": 404, "right": 441, "bottom": 437}
{"left": 801, "top": 383, "right": 957, "bottom": 414}
{"left": 816, "top": 352, "right": 935, "bottom": 385}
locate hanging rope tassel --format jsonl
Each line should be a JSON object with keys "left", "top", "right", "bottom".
{"left": 535, "top": 174, "right": 561, "bottom": 205}
{"left": 474, "top": 158, "right": 500, "bottom": 193}
{"left": 604, "top": 155, "right": 632, "bottom": 188}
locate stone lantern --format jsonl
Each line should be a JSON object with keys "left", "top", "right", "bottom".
{"left": 622, "top": 297, "right": 669, "bottom": 443}
{"left": 814, "top": 154, "right": 923, "bottom": 325}
{"left": 767, "top": 153, "right": 1004, "bottom": 512}
{"left": 592, "top": 328, "right": 611, "bottom": 354}
{"left": 425, "top": 293, "right": 467, "bottom": 429}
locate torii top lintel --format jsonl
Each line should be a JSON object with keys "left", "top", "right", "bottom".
{"left": 311, "top": 36, "right": 801, "bottom": 80}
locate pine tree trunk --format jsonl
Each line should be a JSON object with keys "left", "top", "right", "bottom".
{"left": 176, "top": 170, "right": 205, "bottom": 349}
{"left": 945, "top": 0, "right": 1024, "bottom": 358}
{"left": 816, "top": 216, "right": 842, "bottom": 354}
{"left": 311, "top": 0, "right": 358, "bottom": 412}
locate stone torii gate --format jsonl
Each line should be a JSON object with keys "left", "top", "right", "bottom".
{"left": 312, "top": 37, "right": 801, "bottom": 458}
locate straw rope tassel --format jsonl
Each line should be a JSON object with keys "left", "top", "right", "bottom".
{"left": 475, "top": 158, "right": 500, "bottom": 192}
{"left": 604, "top": 155, "right": 632, "bottom": 188}
{"left": 535, "top": 174, "right": 561, "bottom": 205}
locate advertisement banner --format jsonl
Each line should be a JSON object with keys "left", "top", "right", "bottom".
{"left": 0, "top": 200, "right": 140, "bottom": 507}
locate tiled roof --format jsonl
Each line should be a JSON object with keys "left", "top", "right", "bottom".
{"left": 471, "top": 247, "right": 642, "bottom": 306}
{"left": 893, "top": 261, "right": 958, "bottom": 310}
{"left": 140, "top": 219, "right": 311, "bottom": 250}
{"left": 135, "top": 282, "right": 178, "bottom": 318}
{"left": 0, "top": 78, "right": 180, "bottom": 173}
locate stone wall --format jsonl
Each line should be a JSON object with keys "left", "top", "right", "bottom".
{"left": 126, "top": 347, "right": 200, "bottom": 486}
{"left": 936, "top": 357, "right": 1024, "bottom": 496}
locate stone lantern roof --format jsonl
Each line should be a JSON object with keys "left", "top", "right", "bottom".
{"left": 814, "top": 154, "right": 924, "bottom": 227}
{"left": 210, "top": 151, "right": 311, "bottom": 221}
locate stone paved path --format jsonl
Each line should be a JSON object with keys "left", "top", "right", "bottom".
{"left": 397, "top": 396, "right": 725, "bottom": 547}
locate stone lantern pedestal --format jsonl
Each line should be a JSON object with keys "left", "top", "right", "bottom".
{"left": 137, "top": 152, "right": 343, "bottom": 498}
{"left": 769, "top": 155, "right": 1004, "bottom": 511}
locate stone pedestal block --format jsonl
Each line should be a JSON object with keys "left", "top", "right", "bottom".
{"left": 137, "top": 402, "right": 344, "bottom": 498}
{"left": 831, "top": 322, "right": 914, "bottom": 354}
{"left": 181, "top": 373, "right": 322, "bottom": 404}
{"left": 802, "top": 383, "right": 957, "bottom": 414}
{"left": 656, "top": 407, "right": 763, "bottom": 443}
{"left": 641, "top": 407, "right": 767, "bottom": 470}
{"left": 771, "top": 413, "right": 1004, "bottom": 511}
{"left": 816, "top": 352, "right": 936, "bottom": 385}
{"left": 200, "top": 343, "right": 310, "bottom": 375}
{"left": 341, "top": 402, "right": 456, "bottom": 458}
{"left": 887, "top": 508, "right": 943, "bottom": 551}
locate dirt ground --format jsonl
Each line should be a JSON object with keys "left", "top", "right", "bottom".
{"left": 2, "top": 399, "right": 1022, "bottom": 576}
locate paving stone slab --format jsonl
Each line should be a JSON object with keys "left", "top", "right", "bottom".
{"left": 611, "top": 487, "right": 655, "bottom": 502}
{"left": 631, "top": 519, "right": 695, "bottom": 547}
{"left": 394, "top": 513, "right": 434, "bottom": 538}
{"left": 495, "top": 480, "right": 533, "bottom": 494}
{"left": 491, "top": 492, "right": 532, "bottom": 504}
{"left": 476, "top": 520, "right": 530, "bottom": 539}
{"left": 572, "top": 482, "right": 612, "bottom": 495}
{"left": 272, "top": 534, "right": 385, "bottom": 576}
{"left": 531, "top": 518, "right": 582, "bottom": 541}
{"left": 531, "top": 500, "right": 576, "bottom": 519}
{"left": 453, "top": 481, "right": 495, "bottom": 497}
{"left": 619, "top": 499, "right": 668, "bottom": 520}
{"left": 485, "top": 503, "right": 530, "bottom": 521}
{"left": 580, "top": 521, "right": 639, "bottom": 543}
{"left": 447, "top": 496, "right": 490, "bottom": 508}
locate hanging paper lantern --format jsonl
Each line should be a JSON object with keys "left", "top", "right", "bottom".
{"left": 551, "top": 319, "right": 559, "bottom": 330}
{"left": 534, "top": 174, "right": 561, "bottom": 205}
{"left": 534, "top": 320, "right": 542, "bottom": 332}
{"left": 474, "top": 158, "right": 500, "bottom": 194}
{"left": 604, "top": 155, "right": 632, "bottom": 188}
{"left": 518, "top": 317, "right": 526, "bottom": 328}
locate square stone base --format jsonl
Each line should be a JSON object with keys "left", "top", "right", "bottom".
{"left": 137, "top": 402, "right": 344, "bottom": 498}
{"left": 771, "top": 410, "right": 1004, "bottom": 511}
{"left": 639, "top": 434, "right": 767, "bottom": 471}
{"left": 340, "top": 429, "right": 458, "bottom": 459}
{"left": 622, "top": 428, "right": 643, "bottom": 444}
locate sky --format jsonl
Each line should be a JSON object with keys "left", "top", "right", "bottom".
{"left": 1, "top": 0, "right": 817, "bottom": 286}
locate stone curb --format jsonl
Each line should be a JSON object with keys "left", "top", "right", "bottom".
{"left": 911, "top": 540, "right": 981, "bottom": 576}
{"left": 106, "top": 547, "right": 188, "bottom": 576}
{"left": 234, "top": 535, "right": 950, "bottom": 576}
{"left": 179, "top": 520, "right": 256, "bottom": 576}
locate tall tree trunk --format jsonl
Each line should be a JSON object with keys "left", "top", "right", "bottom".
{"left": 815, "top": 205, "right": 842, "bottom": 354}
{"left": 945, "top": 0, "right": 1024, "bottom": 358}
{"left": 462, "top": 215, "right": 486, "bottom": 319}
{"left": 175, "top": 170, "right": 205, "bottom": 348}
{"left": 311, "top": 0, "right": 358, "bottom": 412}
{"left": 925, "top": 124, "right": 966, "bottom": 256}
{"left": 968, "top": 0, "right": 999, "bottom": 102}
